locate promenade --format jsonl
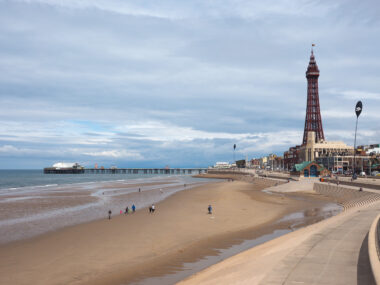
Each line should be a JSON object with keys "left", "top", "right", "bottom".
{"left": 180, "top": 179, "right": 380, "bottom": 285}
{"left": 259, "top": 202, "right": 378, "bottom": 285}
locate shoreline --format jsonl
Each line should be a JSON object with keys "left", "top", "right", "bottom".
{"left": 0, "top": 176, "right": 215, "bottom": 244}
{"left": 0, "top": 176, "right": 342, "bottom": 285}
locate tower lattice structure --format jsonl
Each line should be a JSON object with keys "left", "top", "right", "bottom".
{"left": 302, "top": 50, "right": 325, "bottom": 145}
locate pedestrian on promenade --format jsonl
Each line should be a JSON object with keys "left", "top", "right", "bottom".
{"left": 132, "top": 204, "right": 136, "bottom": 212}
{"left": 359, "top": 187, "right": 363, "bottom": 192}
{"left": 108, "top": 210, "right": 112, "bottom": 220}
{"left": 208, "top": 205, "right": 212, "bottom": 214}
{"left": 138, "top": 187, "right": 141, "bottom": 192}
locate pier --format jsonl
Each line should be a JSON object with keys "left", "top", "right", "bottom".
{"left": 44, "top": 167, "right": 208, "bottom": 175}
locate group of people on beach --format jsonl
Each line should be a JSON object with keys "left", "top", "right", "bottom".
{"left": 108, "top": 203, "right": 213, "bottom": 219}
{"left": 108, "top": 204, "right": 136, "bottom": 219}
{"left": 122, "top": 204, "right": 136, "bottom": 215}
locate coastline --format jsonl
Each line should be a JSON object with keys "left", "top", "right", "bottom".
{"left": 0, "top": 175, "right": 213, "bottom": 244}
{"left": 0, "top": 176, "right": 342, "bottom": 285}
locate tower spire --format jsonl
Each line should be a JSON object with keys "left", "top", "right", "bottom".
{"left": 302, "top": 48, "right": 325, "bottom": 145}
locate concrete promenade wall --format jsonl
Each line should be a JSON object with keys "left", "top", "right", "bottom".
{"left": 369, "top": 213, "right": 380, "bottom": 285}
{"left": 324, "top": 178, "right": 380, "bottom": 191}
{"left": 314, "top": 182, "right": 380, "bottom": 210}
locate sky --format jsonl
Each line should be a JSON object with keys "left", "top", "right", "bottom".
{"left": 0, "top": 0, "right": 379, "bottom": 169}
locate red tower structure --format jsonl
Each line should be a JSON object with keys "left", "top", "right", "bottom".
{"left": 302, "top": 49, "right": 324, "bottom": 145}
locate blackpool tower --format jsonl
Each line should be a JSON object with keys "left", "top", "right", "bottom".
{"left": 302, "top": 49, "right": 325, "bottom": 145}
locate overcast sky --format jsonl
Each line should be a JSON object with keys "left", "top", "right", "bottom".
{"left": 0, "top": 0, "right": 379, "bottom": 169}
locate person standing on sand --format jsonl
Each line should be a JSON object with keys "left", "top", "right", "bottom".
{"left": 208, "top": 205, "right": 212, "bottom": 214}
{"left": 138, "top": 187, "right": 141, "bottom": 192}
{"left": 132, "top": 204, "right": 136, "bottom": 212}
{"left": 125, "top": 206, "right": 129, "bottom": 214}
{"left": 108, "top": 210, "right": 112, "bottom": 220}
{"left": 151, "top": 204, "right": 155, "bottom": 213}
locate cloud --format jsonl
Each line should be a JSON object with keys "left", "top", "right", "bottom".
{"left": 325, "top": 88, "right": 380, "bottom": 101}
{"left": 0, "top": 145, "right": 19, "bottom": 153}
{"left": 0, "top": 0, "right": 380, "bottom": 168}
{"left": 12, "top": 0, "right": 339, "bottom": 20}
{"left": 83, "top": 149, "right": 143, "bottom": 159}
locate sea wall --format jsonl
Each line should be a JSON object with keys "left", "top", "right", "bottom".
{"left": 313, "top": 183, "right": 380, "bottom": 210}
{"left": 369, "top": 213, "right": 380, "bottom": 284}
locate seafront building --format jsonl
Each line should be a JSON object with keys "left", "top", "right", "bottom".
{"left": 228, "top": 50, "right": 379, "bottom": 175}
{"left": 241, "top": 50, "right": 379, "bottom": 176}
{"left": 283, "top": 49, "right": 353, "bottom": 173}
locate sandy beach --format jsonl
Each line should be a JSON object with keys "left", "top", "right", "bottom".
{"left": 0, "top": 174, "right": 342, "bottom": 285}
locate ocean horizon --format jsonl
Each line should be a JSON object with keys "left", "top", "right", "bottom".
{"left": 0, "top": 169, "right": 203, "bottom": 190}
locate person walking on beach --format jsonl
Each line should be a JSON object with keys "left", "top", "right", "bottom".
{"left": 108, "top": 210, "right": 112, "bottom": 220}
{"left": 138, "top": 187, "right": 141, "bottom": 192}
{"left": 151, "top": 204, "right": 155, "bottom": 213}
{"left": 132, "top": 204, "right": 136, "bottom": 212}
{"left": 208, "top": 205, "right": 212, "bottom": 214}
{"left": 125, "top": 206, "right": 129, "bottom": 214}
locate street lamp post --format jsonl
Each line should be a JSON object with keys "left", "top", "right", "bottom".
{"left": 352, "top": 101, "right": 363, "bottom": 180}
{"left": 233, "top": 144, "right": 236, "bottom": 164}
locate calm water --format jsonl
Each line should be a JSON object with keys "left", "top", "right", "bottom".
{"left": 0, "top": 169, "right": 172, "bottom": 189}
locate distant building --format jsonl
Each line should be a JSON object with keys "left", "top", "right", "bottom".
{"left": 291, "top": 161, "right": 330, "bottom": 178}
{"left": 44, "top": 162, "right": 84, "bottom": 174}
{"left": 284, "top": 145, "right": 301, "bottom": 170}
{"left": 52, "top": 162, "right": 80, "bottom": 169}
{"left": 235, "top": 159, "right": 246, "bottom": 168}
{"left": 213, "top": 162, "right": 231, "bottom": 169}
{"left": 250, "top": 158, "right": 260, "bottom": 168}
{"left": 299, "top": 131, "right": 353, "bottom": 162}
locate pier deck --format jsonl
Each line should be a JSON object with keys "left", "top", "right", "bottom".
{"left": 44, "top": 168, "right": 208, "bottom": 175}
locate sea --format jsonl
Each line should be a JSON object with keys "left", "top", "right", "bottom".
{"left": 0, "top": 170, "right": 215, "bottom": 244}
{"left": 0, "top": 169, "right": 170, "bottom": 189}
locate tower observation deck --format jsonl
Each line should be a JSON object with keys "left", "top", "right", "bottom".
{"left": 302, "top": 49, "right": 325, "bottom": 145}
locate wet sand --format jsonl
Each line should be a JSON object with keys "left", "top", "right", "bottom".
{"left": 0, "top": 177, "right": 339, "bottom": 285}
{"left": 0, "top": 176, "right": 211, "bottom": 244}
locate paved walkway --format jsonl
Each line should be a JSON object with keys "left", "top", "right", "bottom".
{"left": 259, "top": 203, "right": 379, "bottom": 285}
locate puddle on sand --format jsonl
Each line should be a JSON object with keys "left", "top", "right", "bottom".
{"left": 128, "top": 203, "right": 342, "bottom": 285}
{"left": 279, "top": 203, "right": 342, "bottom": 223}
{"left": 129, "top": 229, "right": 290, "bottom": 285}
